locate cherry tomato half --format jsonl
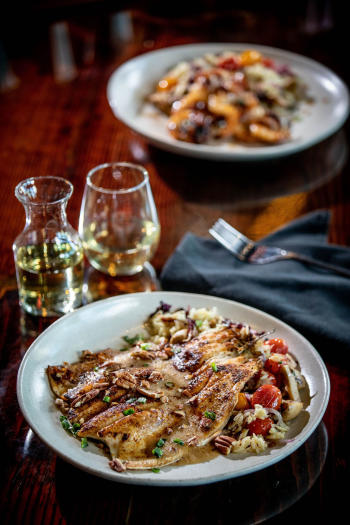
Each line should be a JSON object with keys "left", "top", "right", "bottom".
{"left": 247, "top": 417, "right": 272, "bottom": 436}
{"left": 251, "top": 384, "right": 282, "bottom": 410}
{"left": 218, "top": 57, "right": 241, "bottom": 71}
{"left": 268, "top": 338, "right": 288, "bottom": 354}
{"left": 264, "top": 358, "right": 282, "bottom": 375}
{"left": 262, "top": 57, "right": 275, "bottom": 69}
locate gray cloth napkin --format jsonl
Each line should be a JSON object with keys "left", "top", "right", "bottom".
{"left": 160, "top": 211, "right": 350, "bottom": 355}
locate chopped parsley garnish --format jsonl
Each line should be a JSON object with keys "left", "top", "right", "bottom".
{"left": 173, "top": 438, "right": 184, "bottom": 446}
{"left": 81, "top": 437, "right": 88, "bottom": 448}
{"left": 103, "top": 396, "right": 111, "bottom": 403}
{"left": 142, "top": 363, "right": 149, "bottom": 367}
{"left": 123, "top": 334, "right": 144, "bottom": 346}
{"left": 195, "top": 320, "right": 203, "bottom": 328}
{"left": 60, "top": 416, "right": 80, "bottom": 435}
{"left": 72, "top": 422, "right": 81, "bottom": 434}
{"left": 126, "top": 397, "right": 137, "bottom": 404}
{"left": 123, "top": 408, "right": 135, "bottom": 416}
{"left": 152, "top": 468, "right": 160, "bottom": 473}
{"left": 152, "top": 447, "right": 163, "bottom": 458}
{"left": 93, "top": 366, "right": 99, "bottom": 372}
{"left": 204, "top": 410, "right": 216, "bottom": 421}
{"left": 60, "top": 415, "right": 71, "bottom": 431}
{"left": 156, "top": 438, "right": 166, "bottom": 447}
{"left": 165, "top": 381, "right": 175, "bottom": 388}
{"left": 211, "top": 362, "right": 218, "bottom": 372}
{"left": 140, "top": 343, "right": 152, "bottom": 351}
{"left": 119, "top": 347, "right": 129, "bottom": 352}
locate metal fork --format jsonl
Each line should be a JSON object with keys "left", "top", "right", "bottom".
{"left": 209, "top": 218, "right": 350, "bottom": 278}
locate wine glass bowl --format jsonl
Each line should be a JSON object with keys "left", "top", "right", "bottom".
{"left": 79, "top": 163, "right": 160, "bottom": 276}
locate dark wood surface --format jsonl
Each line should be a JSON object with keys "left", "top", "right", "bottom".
{"left": 0, "top": 6, "right": 349, "bottom": 524}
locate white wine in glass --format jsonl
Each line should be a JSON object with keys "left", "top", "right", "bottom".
{"left": 79, "top": 163, "right": 160, "bottom": 276}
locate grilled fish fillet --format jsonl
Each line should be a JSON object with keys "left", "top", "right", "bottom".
{"left": 47, "top": 326, "right": 262, "bottom": 471}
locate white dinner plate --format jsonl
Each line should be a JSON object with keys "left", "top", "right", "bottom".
{"left": 17, "top": 291, "right": 330, "bottom": 486}
{"left": 107, "top": 43, "right": 349, "bottom": 161}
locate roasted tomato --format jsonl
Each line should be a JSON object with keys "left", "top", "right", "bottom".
{"left": 261, "top": 57, "right": 275, "bottom": 68}
{"left": 251, "top": 384, "right": 282, "bottom": 410}
{"left": 247, "top": 417, "right": 272, "bottom": 436}
{"left": 239, "top": 49, "right": 262, "bottom": 66}
{"left": 264, "top": 354, "right": 289, "bottom": 375}
{"left": 218, "top": 56, "right": 241, "bottom": 71}
{"left": 235, "top": 392, "right": 251, "bottom": 410}
{"left": 268, "top": 338, "right": 288, "bottom": 354}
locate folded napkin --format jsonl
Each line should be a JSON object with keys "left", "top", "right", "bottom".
{"left": 161, "top": 211, "right": 350, "bottom": 355}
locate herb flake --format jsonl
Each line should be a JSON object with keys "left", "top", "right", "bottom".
{"left": 123, "top": 334, "right": 144, "bottom": 346}
{"left": 152, "top": 447, "right": 163, "bottom": 458}
{"left": 204, "top": 410, "right": 216, "bottom": 421}
{"left": 123, "top": 408, "right": 135, "bottom": 416}
{"left": 60, "top": 415, "right": 80, "bottom": 435}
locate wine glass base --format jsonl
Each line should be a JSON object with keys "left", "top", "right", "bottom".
{"left": 83, "top": 261, "right": 160, "bottom": 304}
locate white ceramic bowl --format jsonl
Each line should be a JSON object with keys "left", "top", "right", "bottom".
{"left": 107, "top": 43, "right": 349, "bottom": 161}
{"left": 17, "top": 291, "right": 330, "bottom": 486}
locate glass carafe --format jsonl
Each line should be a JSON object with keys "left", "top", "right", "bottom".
{"left": 13, "top": 176, "right": 84, "bottom": 317}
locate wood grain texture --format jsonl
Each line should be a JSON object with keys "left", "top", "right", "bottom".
{"left": 0, "top": 6, "right": 349, "bottom": 525}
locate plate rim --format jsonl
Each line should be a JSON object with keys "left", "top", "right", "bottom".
{"left": 107, "top": 42, "right": 350, "bottom": 161}
{"left": 17, "top": 291, "right": 331, "bottom": 486}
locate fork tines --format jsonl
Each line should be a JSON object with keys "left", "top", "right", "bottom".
{"left": 209, "top": 219, "right": 253, "bottom": 260}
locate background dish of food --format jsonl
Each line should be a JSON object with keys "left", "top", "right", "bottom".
{"left": 107, "top": 43, "right": 349, "bottom": 161}
{"left": 147, "top": 49, "right": 309, "bottom": 146}
{"left": 17, "top": 291, "right": 330, "bottom": 486}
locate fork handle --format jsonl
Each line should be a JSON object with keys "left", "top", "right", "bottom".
{"left": 287, "top": 252, "right": 350, "bottom": 278}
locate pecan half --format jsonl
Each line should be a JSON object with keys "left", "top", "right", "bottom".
{"left": 71, "top": 388, "right": 101, "bottom": 407}
{"left": 213, "top": 435, "right": 235, "bottom": 455}
{"left": 136, "top": 386, "right": 164, "bottom": 399}
{"left": 130, "top": 350, "right": 156, "bottom": 360}
{"left": 148, "top": 371, "right": 163, "bottom": 383}
{"left": 109, "top": 458, "right": 126, "bottom": 472}
{"left": 112, "top": 370, "right": 136, "bottom": 390}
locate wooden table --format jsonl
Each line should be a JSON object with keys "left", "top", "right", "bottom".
{"left": 0, "top": 7, "right": 349, "bottom": 524}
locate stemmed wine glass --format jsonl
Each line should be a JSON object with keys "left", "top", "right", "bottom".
{"left": 79, "top": 163, "right": 160, "bottom": 276}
